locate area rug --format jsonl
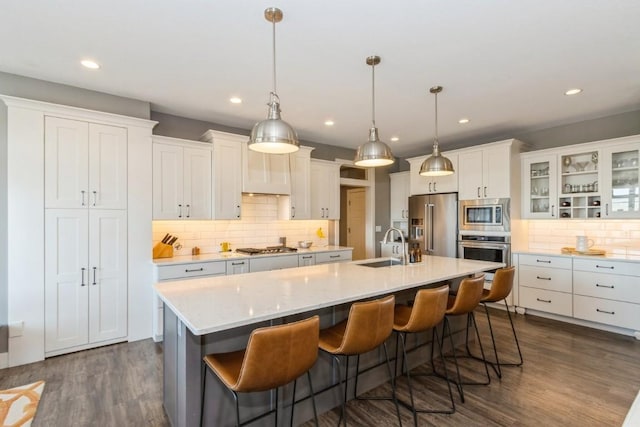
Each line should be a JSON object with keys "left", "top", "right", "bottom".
{"left": 0, "top": 381, "right": 45, "bottom": 427}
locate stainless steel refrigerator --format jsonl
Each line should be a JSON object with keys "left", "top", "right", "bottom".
{"left": 408, "top": 193, "right": 458, "bottom": 257}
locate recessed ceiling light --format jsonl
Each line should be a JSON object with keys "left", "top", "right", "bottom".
{"left": 458, "top": 118, "right": 470, "bottom": 124}
{"left": 390, "top": 136, "right": 399, "bottom": 142}
{"left": 80, "top": 59, "right": 100, "bottom": 69}
{"left": 324, "top": 120, "right": 335, "bottom": 126}
{"left": 229, "top": 97, "right": 242, "bottom": 104}
{"left": 565, "top": 88, "right": 582, "bottom": 96}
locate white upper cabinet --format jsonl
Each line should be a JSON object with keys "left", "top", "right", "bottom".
{"left": 242, "top": 142, "right": 291, "bottom": 195}
{"left": 45, "top": 117, "right": 127, "bottom": 209}
{"left": 407, "top": 153, "right": 458, "bottom": 195}
{"left": 389, "top": 171, "right": 410, "bottom": 224}
{"left": 310, "top": 159, "right": 340, "bottom": 219}
{"left": 459, "top": 143, "right": 512, "bottom": 200}
{"left": 521, "top": 154, "right": 558, "bottom": 219}
{"left": 210, "top": 132, "right": 243, "bottom": 220}
{"left": 601, "top": 141, "right": 640, "bottom": 218}
{"left": 280, "top": 146, "right": 314, "bottom": 220}
{"left": 152, "top": 136, "right": 212, "bottom": 220}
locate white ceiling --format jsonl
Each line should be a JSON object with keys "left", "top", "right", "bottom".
{"left": 1, "top": 1, "right": 639, "bottom": 157}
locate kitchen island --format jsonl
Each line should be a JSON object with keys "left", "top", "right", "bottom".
{"left": 155, "top": 256, "right": 503, "bottom": 426}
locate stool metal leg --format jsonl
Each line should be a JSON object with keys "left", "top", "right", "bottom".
{"left": 307, "top": 371, "right": 319, "bottom": 427}
{"left": 200, "top": 362, "right": 207, "bottom": 427}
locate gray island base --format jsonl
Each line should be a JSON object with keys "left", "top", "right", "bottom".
{"left": 155, "top": 256, "right": 504, "bottom": 426}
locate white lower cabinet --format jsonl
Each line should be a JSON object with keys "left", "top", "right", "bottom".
{"left": 226, "top": 259, "right": 250, "bottom": 275}
{"left": 517, "top": 253, "right": 640, "bottom": 335}
{"left": 45, "top": 209, "right": 127, "bottom": 354}
{"left": 298, "top": 254, "right": 316, "bottom": 266}
{"left": 316, "top": 250, "right": 352, "bottom": 264}
{"left": 249, "top": 255, "right": 299, "bottom": 273}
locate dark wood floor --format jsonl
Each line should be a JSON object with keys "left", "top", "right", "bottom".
{"left": 1, "top": 309, "right": 639, "bottom": 426}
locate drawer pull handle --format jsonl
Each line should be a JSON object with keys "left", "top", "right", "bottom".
{"left": 536, "top": 276, "right": 552, "bottom": 281}
{"left": 329, "top": 255, "right": 340, "bottom": 258}
{"left": 231, "top": 262, "right": 245, "bottom": 266}
{"left": 185, "top": 267, "right": 204, "bottom": 272}
{"left": 595, "top": 284, "right": 614, "bottom": 289}
{"left": 302, "top": 256, "right": 313, "bottom": 259}
{"left": 536, "top": 298, "right": 552, "bottom": 303}
{"left": 536, "top": 259, "right": 551, "bottom": 263}
{"left": 596, "top": 308, "right": 615, "bottom": 315}
{"left": 596, "top": 265, "right": 614, "bottom": 270}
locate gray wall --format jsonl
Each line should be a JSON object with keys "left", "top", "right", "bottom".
{"left": 0, "top": 101, "right": 7, "bottom": 353}
{"left": 0, "top": 72, "right": 151, "bottom": 354}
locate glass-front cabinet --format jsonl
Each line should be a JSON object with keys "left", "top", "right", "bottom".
{"left": 601, "top": 143, "right": 640, "bottom": 218}
{"left": 558, "top": 149, "right": 601, "bottom": 219}
{"left": 522, "top": 155, "right": 558, "bottom": 218}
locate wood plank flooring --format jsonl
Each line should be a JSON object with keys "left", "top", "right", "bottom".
{"left": 1, "top": 308, "right": 639, "bottom": 426}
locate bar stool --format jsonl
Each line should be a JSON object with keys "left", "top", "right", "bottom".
{"left": 466, "top": 266, "right": 523, "bottom": 378}
{"left": 318, "top": 295, "right": 402, "bottom": 426}
{"left": 440, "top": 275, "right": 490, "bottom": 403}
{"left": 200, "top": 315, "right": 320, "bottom": 427}
{"left": 393, "top": 285, "right": 455, "bottom": 427}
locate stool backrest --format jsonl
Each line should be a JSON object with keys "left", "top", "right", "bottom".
{"left": 483, "top": 266, "right": 516, "bottom": 303}
{"left": 402, "top": 285, "right": 449, "bottom": 332}
{"left": 338, "top": 295, "right": 395, "bottom": 355}
{"left": 447, "top": 275, "right": 485, "bottom": 315}
{"left": 235, "top": 315, "right": 319, "bottom": 392}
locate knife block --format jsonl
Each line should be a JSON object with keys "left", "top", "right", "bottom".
{"left": 153, "top": 242, "right": 174, "bottom": 259}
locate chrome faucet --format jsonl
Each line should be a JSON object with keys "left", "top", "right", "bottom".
{"left": 382, "top": 227, "right": 408, "bottom": 265}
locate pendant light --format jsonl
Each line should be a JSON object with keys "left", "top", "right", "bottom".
{"left": 354, "top": 56, "right": 395, "bottom": 167}
{"left": 248, "top": 7, "right": 299, "bottom": 154}
{"left": 420, "top": 86, "right": 454, "bottom": 176}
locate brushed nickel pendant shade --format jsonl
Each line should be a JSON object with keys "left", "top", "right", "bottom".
{"left": 354, "top": 56, "right": 395, "bottom": 167}
{"left": 420, "top": 86, "right": 454, "bottom": 176}
{"left": 248, "top": 7, "right": 299, "bottom": 154}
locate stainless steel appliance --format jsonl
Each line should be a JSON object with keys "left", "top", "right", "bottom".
{"left": 457, "top": 234, "right": 511, "bottom": 280}
{"left": 459, "top": 198, "right": 510, "bottom": 233}
{"left": 235, "top": 246, "right": 298, "bottom": 255}
{"left": 408, "top": 193, "right": 458, "bottom": 257}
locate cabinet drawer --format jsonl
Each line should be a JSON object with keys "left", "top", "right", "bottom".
{"left": 249, "top": 255, "right": 299, "bottom": 273}
{"left": 316, "top": 251, "right": 352, "bottom": 264}
{"left": 519, "top": 254, "right": 572, "bottom": 269}
{"left": 519, "top": 265, "right": 572, "bottom": 292}
{"left": 573, "top": 271, "right": 640, "bottom": 304}
{"left": 574, "top": 295, "right": 640, "bottom": 330}
{"left": 298, "top": 254, "right": 316, "bottom": 266}
{"left": 519, "top": 287, "right": 573, "bottom": 316}
{"left": 156, "top": 261, "right": 226, "bottom": 281}
{"left": 573, "top": 258, "right": 639, "bottom": 277}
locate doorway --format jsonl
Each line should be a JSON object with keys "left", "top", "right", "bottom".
{"left": 343, "top": 188, "right": 367, "bottom": 260}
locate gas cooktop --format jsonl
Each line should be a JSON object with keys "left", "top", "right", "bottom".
{"left": 235, "top": 246, "right": 298, "bottom": 255}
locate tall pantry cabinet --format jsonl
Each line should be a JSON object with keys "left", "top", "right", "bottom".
{"left": 1, "top": 95, "right": 157, "bottom": 366}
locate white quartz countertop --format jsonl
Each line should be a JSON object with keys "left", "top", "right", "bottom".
{"left": 154, "top": 256, "right": 503, "bottom": 336}
{"left": 514, "top": 250, "right": 640, "bottom": 263}
{"left": 153, "top": 245, "right": 353, "bottom": 266}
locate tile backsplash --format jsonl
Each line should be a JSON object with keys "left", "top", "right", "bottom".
{"left": 153, "top": 194, "right": 330, "bottom": 256}
{"left": 526, "top": 219, "right": 640, "bottom": 259}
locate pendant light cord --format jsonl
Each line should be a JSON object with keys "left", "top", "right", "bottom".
{"left": 371, "top": 63, "right": 376, "bottom": 127}
{"left": 271, "top": 17, "right": 277, "bottom": 101}
{"left": 433, "top": 90, "right": 439, "bottom": 149}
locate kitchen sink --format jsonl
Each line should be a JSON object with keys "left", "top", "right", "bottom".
{"left": 357, "top": 259, "right": 403, "bottom": 268}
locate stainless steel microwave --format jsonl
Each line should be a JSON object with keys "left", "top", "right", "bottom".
{"left": 459, "top": 198, "right": 510, "bottom": 232}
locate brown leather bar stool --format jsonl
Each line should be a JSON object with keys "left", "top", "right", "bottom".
{"left": 465, "top": 266, "right": 523, "bottom": 378}
{"left": 200, "top": 316, "right": 320, "bottom": 427}
{"left": 318, "top": 295, "right": 402, "bottom": 426}
{"left": 393, "top": 285, "right": 455, "bottom": 427}
{"left": 439, "top": 275, "right": 490, "bottom": 403}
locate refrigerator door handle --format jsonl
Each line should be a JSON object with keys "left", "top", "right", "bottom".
{"left": 427, "top": 203, "right": 435, "bottom": 252}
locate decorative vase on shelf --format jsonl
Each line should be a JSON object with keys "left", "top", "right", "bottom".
{"left": 563, "top": 157, "right": 572, "bottom": 173}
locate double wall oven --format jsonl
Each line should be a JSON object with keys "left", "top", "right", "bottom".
{"left": 457, "top": 198, "right": 511, "bottom": 280}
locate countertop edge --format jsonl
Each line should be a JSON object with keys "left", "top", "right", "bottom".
{"left": 513, "top": 250, "right": 640, "bottom": 263}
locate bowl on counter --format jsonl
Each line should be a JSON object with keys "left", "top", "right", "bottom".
{"left": 298, "top": 240, "right": 313, "bottom": 249}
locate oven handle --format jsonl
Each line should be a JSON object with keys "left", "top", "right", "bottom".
{"left": 458, "top": 241, "right": 510, "bottom": 250}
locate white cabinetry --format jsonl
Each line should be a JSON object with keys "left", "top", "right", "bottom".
{"left": 518, "top": 254, "right": 573, "bottom": 316}
{"left": 242, "top": 142, "right": 291, "bottom": 194}
{"left": 298, "top": 254, "right": 316, "bottom": 266}
{"left": 152, "top": 136, "right": 212, "bottom": 220}
{"left": 521, "top": 154, "right": 558, "bottom": 218}
{"left": 45, "top": 117, "right": 127, "bottom": 209}
{"left": 310, "top": 159, "right": 340, "bottom": 219}
{"left": 601, "top": 141, "right": 640, "bottom": 218}
{"left": 459, "top": 142, "right": 515, "bottom": 200}
{"left": 226, "top": 259, "right": 250, "bottom": 275}
{"left": 249, "top": 255, "right": 299, "bottom": 272}
{"left": 315, "top": 250, "right": 352, "bottom": 264}
{"left": 407, "top": 153, "right": 458, "bottom": 195}
{"left": 389, "top": 172, "right": 409, "bottom": 233}
{"left": 279, "top": 146, "right": 313, "bottom": 220}
{"left": 201, "top": 130, "right": 243, "bottom": 220}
